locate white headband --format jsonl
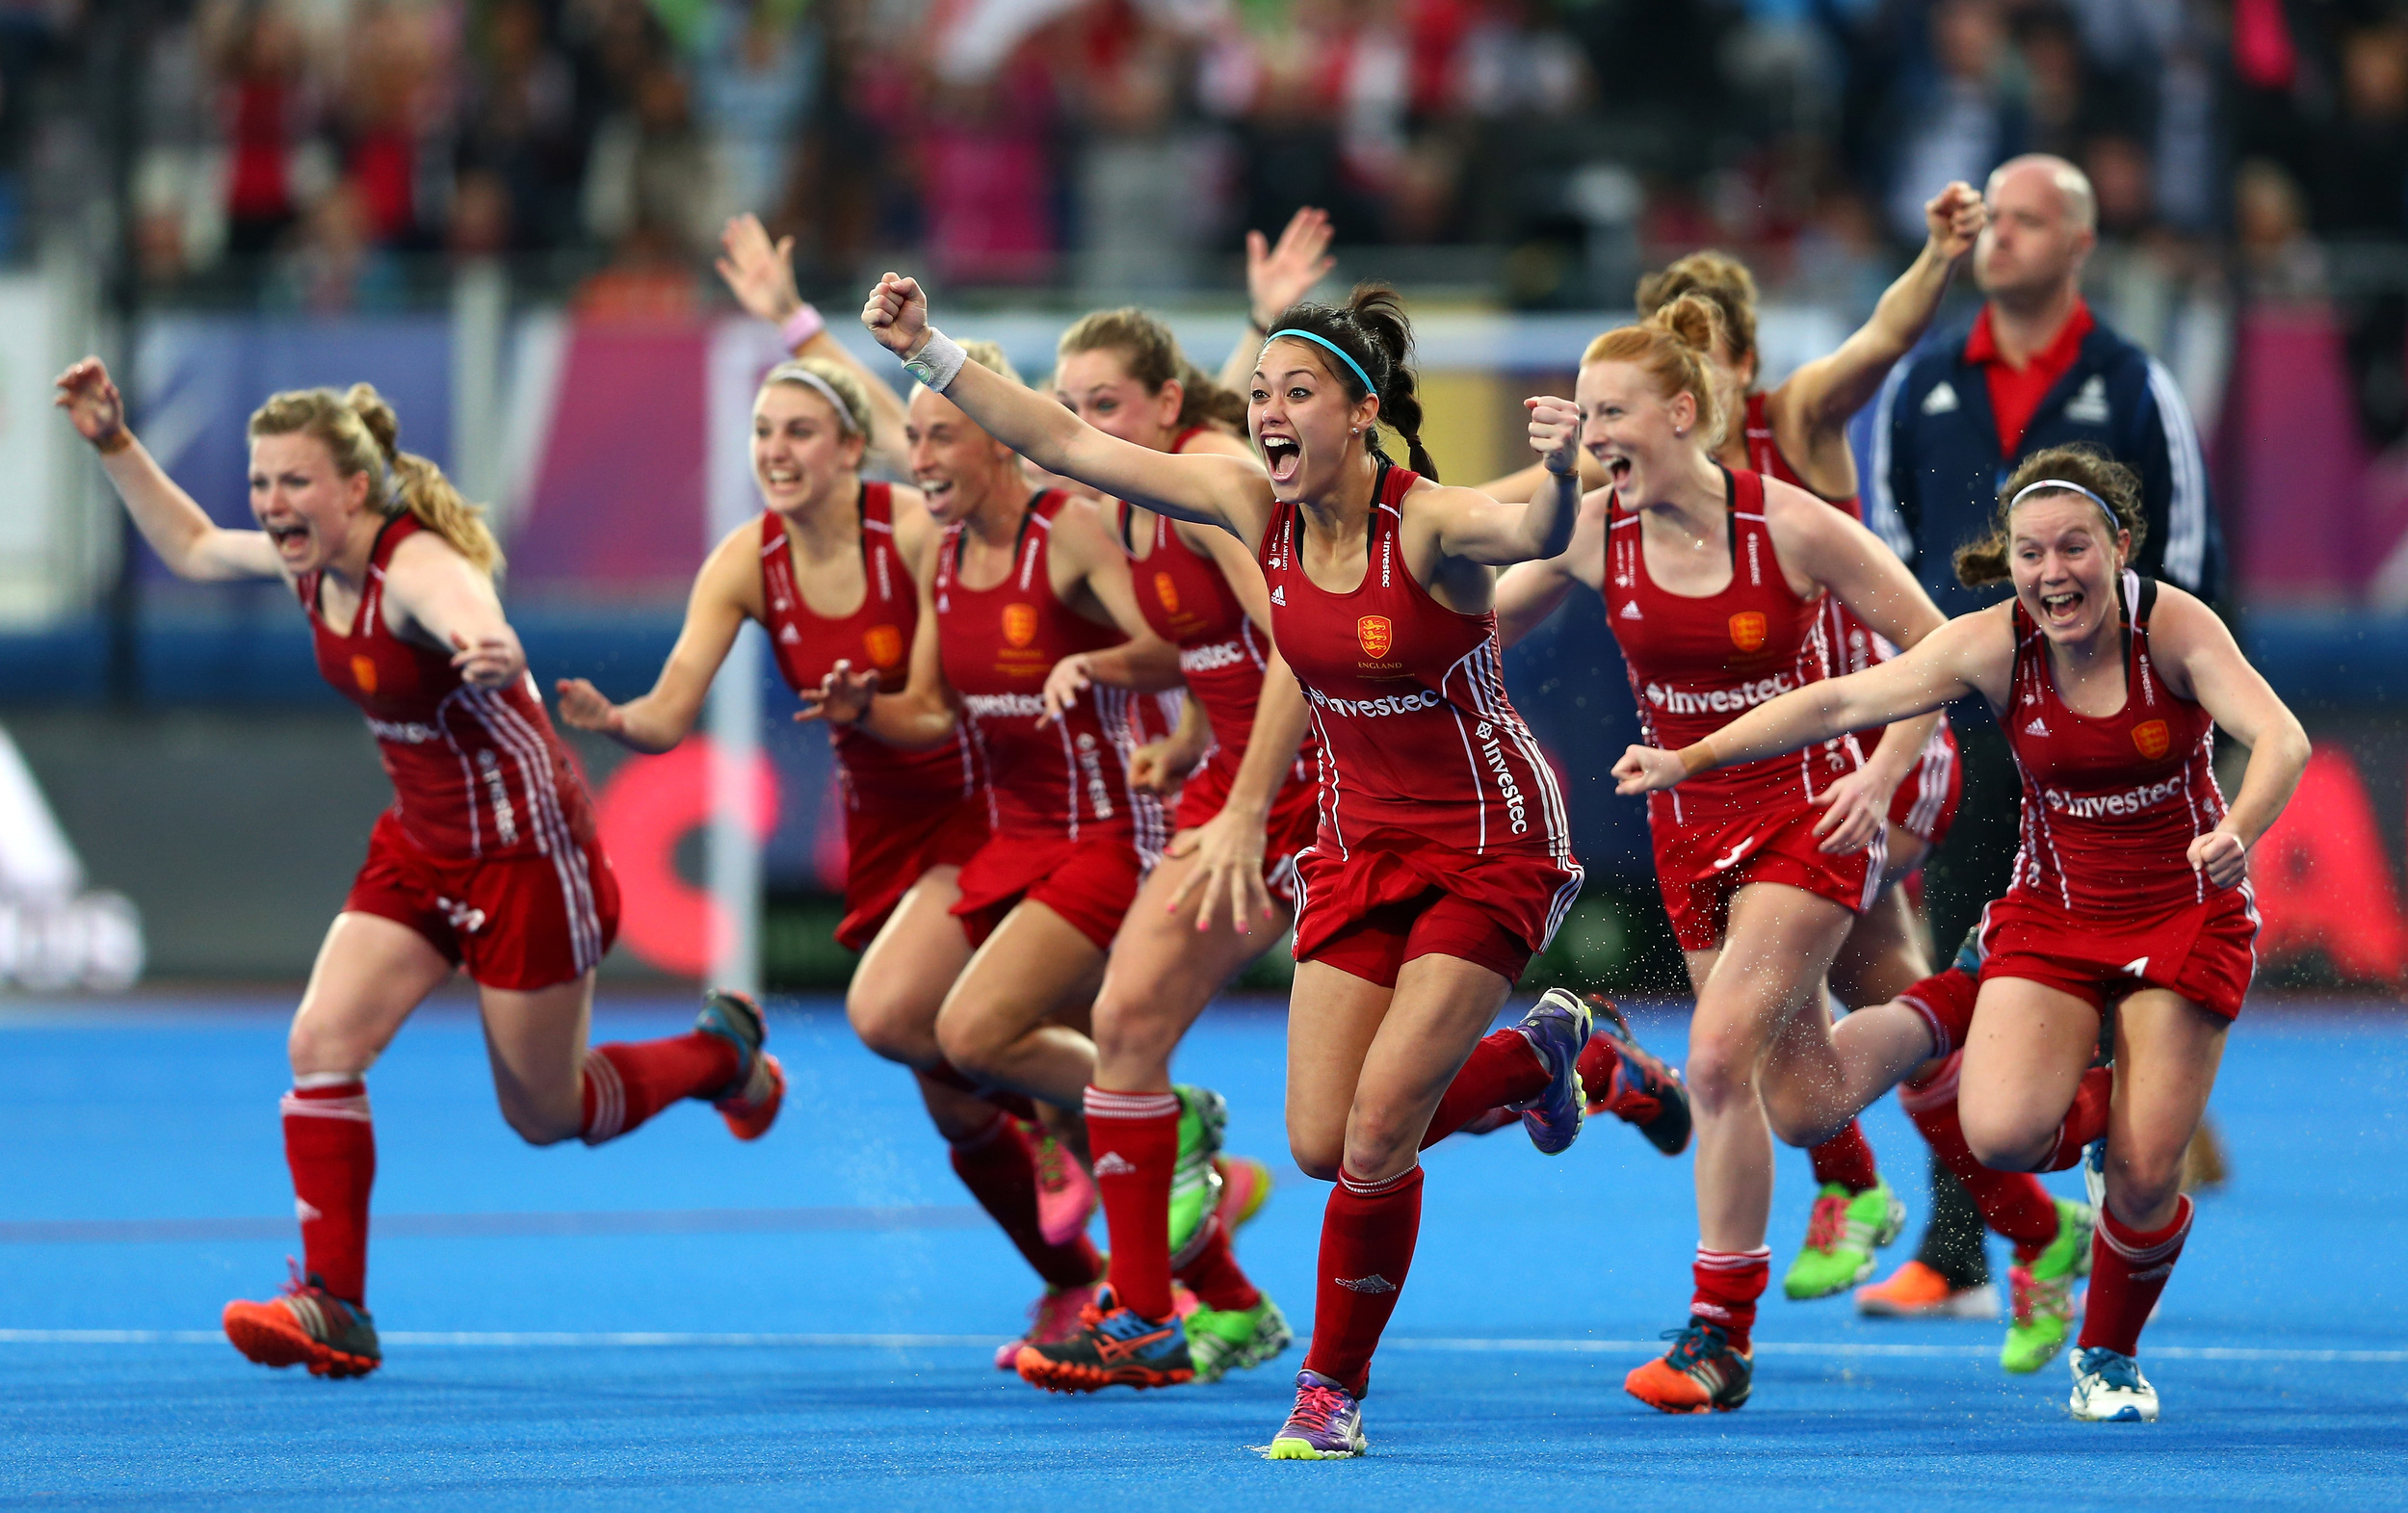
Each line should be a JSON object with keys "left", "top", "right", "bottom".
{"left": 2009, "top": 478, "right": 2109, "bottom": 513}
{"left": 762, "top": 362, "right": 862, "bottom": 436}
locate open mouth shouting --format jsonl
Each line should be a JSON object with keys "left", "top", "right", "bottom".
{"left": 1259, "top": 433, "right": 1302, "bottom": 488}
{"left": 2036, "top": 586, "right": 2086, "bottom": 628}
{"left": 262, "top": 519, "right": 313, "bottom": 561}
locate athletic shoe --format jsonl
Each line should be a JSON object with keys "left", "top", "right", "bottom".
{"left": 2083, "top": 1137, "right": 2108, "bottom": 1214}
{"left": 1784, "top": 1179, "right": 1906, "bottom": 1300}
{"left": 1508, "top": 988, "right": 1592, "bottom": 1155}
{"left": 2068, "top": 1344, "right": 2159, "bottom": 1422}
{"left": 1580, "top": 996, "right": 1693, "bottom": 1156}
{"left": 1030, "top": 1123, "right": 1097, "bottom": 1248}
{"left": 1168, "top": 1085, "right": 1229, "bottom": 1261}
{"left": 1265, "top": 1370, "right": 1367, "bottom": 1459}
{"left": 222, "top": 1270, "right": 380, "bottom": 1379}
{"left": 1854, "top": 1261, "right": 2002, "bottom": 1319}
{"left": 1215, "top": 1155, "right": 1274, "bottom": 1233}
{"left": 992, "top": 1277, "right": 1106, "bottom": 1370}
{"left": 1624, "top": 1322, "right": 1752, "bottom": 1414}
{"left": 1187, "top": 1293, "right": 1294, "bottom": 1383}
{"left": 2002, "top": 1198, "right": 2095, "bottom": 1374}
{"left": 1016, "top": 1287, "right": 1193, "bottom": 1393}
{"left": 694, "top": 988, "right": 784, "bottom": 1141}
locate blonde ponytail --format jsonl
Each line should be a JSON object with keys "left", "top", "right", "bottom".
{"left": 250, "top": 383, "right": 504, "bottom": 575}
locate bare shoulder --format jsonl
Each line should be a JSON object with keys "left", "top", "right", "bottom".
{"left": 384, "top": 521, "right": 483, "bottom": 583}
{"left": 887, "top": 483, "right": 937, "bottom": 573}
{"left": 2142, "top": 579, "right": 2238, "bottom": 656}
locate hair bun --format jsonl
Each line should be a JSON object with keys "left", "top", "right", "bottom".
{"left": 1649, "top": 294, "right": 1725, "bottom": 358}
{"left": 343, "top": 382, "right": 401, "bottom": 460}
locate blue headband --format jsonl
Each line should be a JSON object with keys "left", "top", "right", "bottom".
{"left": 1264, "top": 327, "right": 1378, "bottom": 399}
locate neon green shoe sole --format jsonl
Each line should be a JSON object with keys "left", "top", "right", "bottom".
{"left": 1188, "top": 1293, "right": 1294, "bottom": 1383}
{"left": 1784, "top": 1180, "right": 1907, "bottom": 1300}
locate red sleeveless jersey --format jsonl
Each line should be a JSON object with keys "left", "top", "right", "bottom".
{"left": 301, "top": 514, "right": 596, "bottom": 861}
{"left": 1119, "top": 498, "right": 1315, "bottom": 818}
{"left": 1744, "top": 392, "right": 1883, "bottom": 676}
{"left": 2002, "top": 572, "right": 2225, "bottom": 916}
{"left": 1606, "top": 466, "right": 1859, "bottom": 822}
{"left": 1260, "top": 462, "right": 1574, "bottom": 868}
{"left": 937, "top": 490, "right": 1168, "bottom": 856}
{"left": 760, "top": 483, "right": 973, "bottom": 812}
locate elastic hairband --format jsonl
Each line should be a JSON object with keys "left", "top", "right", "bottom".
{"left": 1265, "top": 327, "right": 1378, "bottom": 399}
{"left": 763, "top": 361, "right": 861, "bottom": 436}
{"left": 2009, "top": 478, "right": 2108, "bottom": 511}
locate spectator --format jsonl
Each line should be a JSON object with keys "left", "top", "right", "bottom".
{"left": 1866, "top": 153, "right": 2224, "bottom": 952}
{"left": 1884, "top": 0, "right": 2024, "bottom": 244}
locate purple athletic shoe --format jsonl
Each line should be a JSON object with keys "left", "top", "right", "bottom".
{"left": 1509, "top": 988, "right": 1592, "bottom": 1155}
{"left": 1266, "top": 1370, "right": 1367, "bottom": 1459}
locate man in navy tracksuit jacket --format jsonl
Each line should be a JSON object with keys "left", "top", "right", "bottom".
{"left": 1854, "top": 154, "right": 2223, "bottom": 1311}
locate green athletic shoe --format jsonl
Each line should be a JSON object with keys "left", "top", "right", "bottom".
{"left": 1187, "top": 1293, "right": 1294, "bottom": 1383}
{"left": 1167, "top": 1085, "right": 1228, "bottom": 1263}
{"left": 1784, "top": 1179, "right": 1907, "bottom": 1300}
{"left": 2002, "top": 1198, "right": 2095, "bottom": 1374}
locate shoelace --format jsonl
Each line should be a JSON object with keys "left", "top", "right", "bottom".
{"left": 1288, "top": 1381, "right": 1349, "bottom": 1430}
{"left": 2008, "top": 1265, "right": 2071, "bottom": 1327}
{"left": 1802, "top": 1192, "right": 1851, "bottom": 1251}
{"left": 1659, "top": 1323, "right": 1727, "bottom": 1370}
{"left": 1031, "top": 1129, "right": 1077, "bottom": 1195}
{"left": 2082, "top": 1349, "right": 2143, "bottom": 1390}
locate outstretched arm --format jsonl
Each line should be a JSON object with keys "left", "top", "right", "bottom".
{"left": 557, "top": 522, "right": 755, "bottom": 752}
{"left": 56, "top": 358, "right": 281, "bottom": 582}
{"left": 381, "top": 531, "right": 526, "bottom": 690}
{"left": 719, "top": 214, "right": 910, "bottom": 475}
{"left": 1493, "top": 484, "right": 1610, "bottom": 649}
{"left": 799, "top": 561, "right": 958, "bottom": 750}
{"left": 862, "top": 274, "right": 1271, "bottom": 540}
{"left": 1613, "top": 610, "right": 2003, "bottom": 795}
{"left": 1776, "top": 182, "right": 1984, "bottom": 438}
{"left": 1218, "top": 207, "right": 1336, "bottom": 395}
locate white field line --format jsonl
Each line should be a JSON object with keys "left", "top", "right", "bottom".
{"left": 0, "top": 1330, "right": 2401, "bottom": 1364}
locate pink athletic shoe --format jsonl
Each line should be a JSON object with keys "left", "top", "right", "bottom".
{"left": 1029, "top": 1122, "right": 1097, "bottom": 1247}
{"left": 993, "top": 1278, "right": 1105, "bottom": 1370}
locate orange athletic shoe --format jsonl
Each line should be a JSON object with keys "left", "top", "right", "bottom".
{"left": 1625, "top": 1322, "right": 1751, "bottom": 1414}
{"left": 1854, "top": 1260, "right": 2002, "bottom": 1318}
{"left": 696, "top": 988, "right": 784, "bottom": 1141}
{"left": 222, "top": 1273, "right": 380, "bottom": 1379}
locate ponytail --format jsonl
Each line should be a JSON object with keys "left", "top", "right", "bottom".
{"left": 249, "top": 383, "right": 503, "bottom": 575}
{"left": 1262, "top": 282, "right": 1438, "bottom": 481}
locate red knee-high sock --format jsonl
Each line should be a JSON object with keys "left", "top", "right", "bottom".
{"left": 1691, "top": 1245, "right": 1772, "bottom": 1354}
{"left": 579, "top": 1033, "right": 740, "bottom": 1144}
{"left": 282, "top": 1082, "right": 375, "bottom": 1304}
{"left": 2079, "top": 1195, "right": 2193, "bottom": 1356}
{"left": 1173, "top": 1214, "right": 1262, "bottom": 1314}
{"left": 1301, "top": 1164, "right": 1425, "bottom": 1396}
{"left": 1807, "top": 1119, "right": 1881, "bottom": 1194}
{"left": 1083, "top": 1085, "right": 1182, "bottom": 1321}
{"left": 1420, "top": 1030, "right": 1548, "bottom": 1149}
{"left": 2041, "top": 1066, "right": 2115, "bottom": 1172}
{"left": 1900, "top": 1054, "right": 2060, "bottom": 1260}
{"left": 926, "top": 1057, "right": 1038, "bottom": 1122}
{"left": 950, "top": 1111, "right": 1104, "bottom": 1290}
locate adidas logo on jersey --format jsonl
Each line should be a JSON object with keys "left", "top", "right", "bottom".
{"left": 778, "top": 625, "right": 800, "bottom": 643}
{"left": 1620, "top": 600, "right": 1643, "bottom": 619}
{"left": 1334, "top": 1274, "right": 1399, "bottom": 1293}
{"left": 1269, "top": 585, "right": 1286, "bottom": 605}
{"left": 2065, "top": 375, "right": 2111, "bottom": 426}
{"left": 1091, "top": 1152, "right": 1138, "bottom": 1178}
{"left": 2025, "top": 717, "right": 2050, "bottom": 736}
{"left": 1922, "top": 381, "right": 1960, "bottom": 415}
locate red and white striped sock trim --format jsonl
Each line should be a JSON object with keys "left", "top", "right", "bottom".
{"left": 1083, "top": 1086, "right": 1180, "bottom": 1121}
{"left": 1897, "top": 992, "right": 1957, "bottom": 1061}
{"left": 1338, "top": 1163, "right": 1419, "bottom": 1198}
{"left": 1897, "top": 1051, "right": 1964, "bottom": 1116}
{"left": 1693, "top": 1244, "right": 1773, "bottom": 1272}
{"left": 2098, "top": 1194, "right": 2192, "bottom": 1281}
{"left": 279, "top": 1085, "right": 371, "bottom": 1122}
{"left": 580, "top": 1049, "right": 625, "bottom": 1145}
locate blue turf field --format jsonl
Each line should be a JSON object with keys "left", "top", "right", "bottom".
{"left": 3, "top": 995, "right": 2404, "bottom": 1511}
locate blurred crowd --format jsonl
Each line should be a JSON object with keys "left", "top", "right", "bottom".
{"left": 0, "top": 0, "right": 2400, "bottom": 415}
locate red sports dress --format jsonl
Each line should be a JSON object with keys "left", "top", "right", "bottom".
{"left": 938, "top": 490, "right": 1169, "bottom": 950}
{"left": 1742, "top": 392, "right": 1960, "bottom": 846}
{"left": 307, "top": 515, "right": 617, "bottom": 990}
{"left": 1609, "top": 465, "right": 1882, "bottom": 951}
{"left": 1978, "top": 573, "right": 2257, "bottom": 1019}
{"left": 760, "top": 483, "right": 984, "bottom": 951}
{"left": 1120, "top": 488, "right": 1319, "bottom": 900}
{"left": 1261, "top": 461, "right": 1582, "bottom": 986}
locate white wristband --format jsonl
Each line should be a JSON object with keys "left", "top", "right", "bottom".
{"left": 902, "top": 328, "right": 967, "bottom": 393}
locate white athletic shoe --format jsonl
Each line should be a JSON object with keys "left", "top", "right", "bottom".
{"left": 2068, "top": 1345, "right": 2159, "bottom": 1422}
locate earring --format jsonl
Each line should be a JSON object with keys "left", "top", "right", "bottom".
{"left": 1350, "top": 427, "right": 1360, "bottom": 435}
